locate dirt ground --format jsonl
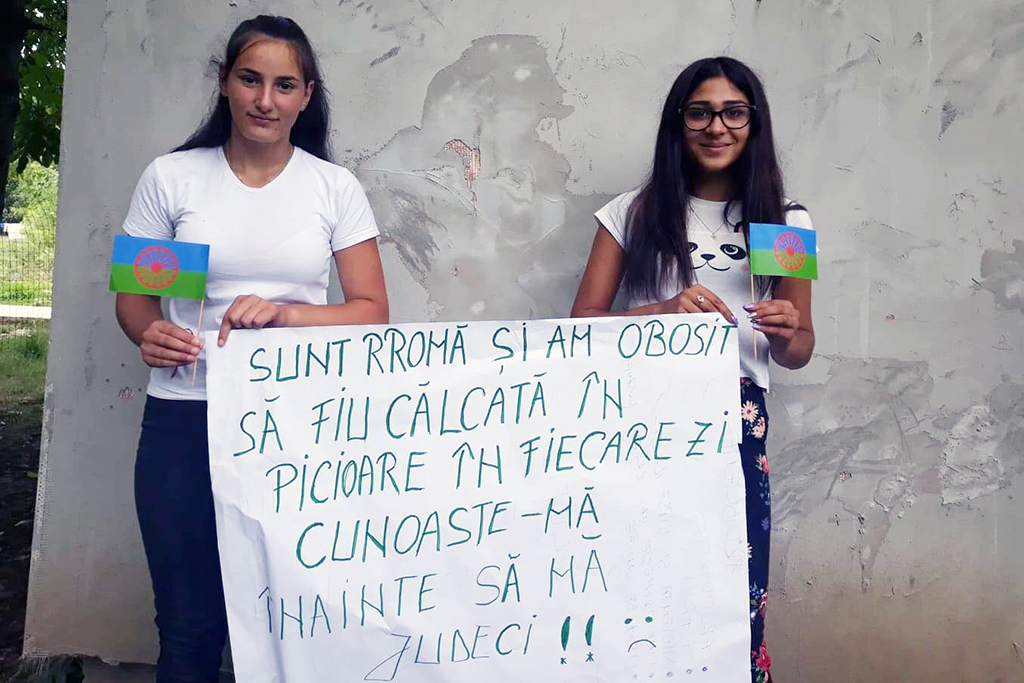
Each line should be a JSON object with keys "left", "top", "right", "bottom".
{"left": 0, "top": 401, "right": 43, "bottom": 681}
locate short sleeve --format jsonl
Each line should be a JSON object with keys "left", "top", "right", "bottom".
{"left": 122, "top": 159, "right": 174, "bottom": 240}
{"left": 593, "top": 190, "right": 640, "bottom": 248}
{"left": 784, "top": 204, "right": 814, "bottom": 231}
{"left": 330, "top": 169, "right": 381, "bottom": 252}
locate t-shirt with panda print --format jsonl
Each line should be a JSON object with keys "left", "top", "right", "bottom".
{"left": 594, "top": 190, "right": 814, "bottom": 391}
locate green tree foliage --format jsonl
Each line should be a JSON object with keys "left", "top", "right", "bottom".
{"left": 2, "top": 171, "right": 23, "bottom": 222}
{"left": 14, "top": 0, "right": 66, "bottom": 173}
{"left": 14, "top": 161, "right": 58, "bottom": 270}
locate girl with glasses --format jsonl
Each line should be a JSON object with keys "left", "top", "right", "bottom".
{"left": 571, "top": 56, "right": 815, "bottom": 683}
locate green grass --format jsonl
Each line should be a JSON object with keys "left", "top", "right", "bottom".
{"left": 0, "top": 281, "right": 52, "bottom": 306}
{"left": 0, "top": 320, "right": 50, "bottom": 405}
{"left": 1, "top": 237, "right": 52, "bottom": 307}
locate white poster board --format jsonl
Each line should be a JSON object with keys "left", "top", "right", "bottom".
{"left": 206, "top": 314, "right": 750, "bottom": 682}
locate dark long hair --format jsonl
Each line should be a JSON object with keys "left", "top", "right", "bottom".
{"left": 622, "top": 57, "right": 796, "bottom": 300}
{"left": 173, "top": 15, "right": 332, "bottom": 161}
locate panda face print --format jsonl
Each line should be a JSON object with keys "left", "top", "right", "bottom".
{"left": 689, "top": 240, "right": 748, "bottom": 272}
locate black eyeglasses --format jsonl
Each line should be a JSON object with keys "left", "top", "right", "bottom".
{"left": 678, "top": 104, "right": 756, "bottom": 131}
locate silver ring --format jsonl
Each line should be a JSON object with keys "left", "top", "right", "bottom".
{"left": 696, "top": 295, "right": 705, "bottom": 304}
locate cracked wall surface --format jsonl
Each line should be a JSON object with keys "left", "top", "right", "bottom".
{"left": 27, "top": 0, "right": 1024, "bottom": 680}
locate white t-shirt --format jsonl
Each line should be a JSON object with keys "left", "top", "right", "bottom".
{"left": 122, "top": 146, "right": 380, "bottom": 400}
{"left": 595, "top": 190, "right": 814, "bottom": 391}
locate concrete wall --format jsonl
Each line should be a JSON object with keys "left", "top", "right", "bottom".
{"left": 28, "top": 0, "right": 1024, "bottom": 680}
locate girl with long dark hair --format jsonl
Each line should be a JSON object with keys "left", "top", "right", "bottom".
{"left": 571, "top": 57, "right": 815, "bottom": 682}
{"left": 115, "top": 16, "right": 388, "bottom": 680}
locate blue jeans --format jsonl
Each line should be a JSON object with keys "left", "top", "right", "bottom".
{"left": 135, "top": 397, "right": 228, "bottom": 682}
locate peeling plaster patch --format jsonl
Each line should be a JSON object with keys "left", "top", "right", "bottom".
{"left": 369, "top": 46, "right": 400, "bottom": 67}
{"left": 443, "top": 139, "right": 481, "bottom": 184}
{"left": 874, "top": 473, "right": 911, "bottom": 512}
{"left": 939, "top": 101, "right": 960, "bottom": 137}
{"left": 979, "top": 240, "right": 1024, "bottom": 312}
{"left": 770, "top": 358, "right": 937, "bottom": 590}
{"left": 356, "top": 35, "right": 606, "bottom": 320}
{"left": 941, "top": 406, "right": 1005, "bottom": 504}
{"left": 948, "top": 190, "right": 977, "bottom": 221}
{"left": 936, "top": 380, "right": 1024, "bottom": 505}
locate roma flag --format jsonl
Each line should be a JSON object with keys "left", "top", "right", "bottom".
{"left": 748, "top": 223, "right": 817, "bottom": 280}
{"left": 109, "top": 235, "right": 209, "bottom": 299}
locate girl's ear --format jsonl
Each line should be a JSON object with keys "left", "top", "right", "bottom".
{"left": 301, "top": 80, "right": 315, "bottom": 111}
{"left": 219, "top": 66, "right": 230, "bottom": 97}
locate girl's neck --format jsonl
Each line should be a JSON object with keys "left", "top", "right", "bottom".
{"left": 224, "top": 133, "right": 294, "bottom": 188}
{"left": 692, "top": 171, "right": 734, "bottom": 202}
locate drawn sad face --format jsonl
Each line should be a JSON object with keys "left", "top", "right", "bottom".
{"left": 625, "top": 615, "right": 656, "bottom": 653}
{"left": 689, "top": 241, "right": 747, "bottom": 272}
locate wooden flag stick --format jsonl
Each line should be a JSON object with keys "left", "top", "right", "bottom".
{"left": 192, "top": 298, "right": 205, "bottom": 386}
{"left": 750, "top": 272, "right": 758, "bottom": 362}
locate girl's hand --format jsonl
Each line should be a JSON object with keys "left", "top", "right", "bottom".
{"left": 745, "top": 299, "right": 800, "bottom": 341}
{"left": 218, "top": 294, "right": 290, "bottom": 346}
{"left": 139, "top": 320, "right": 202, "bottom": 368}
{"left": 661, "top": 285, "right": 738, "bottom": 324}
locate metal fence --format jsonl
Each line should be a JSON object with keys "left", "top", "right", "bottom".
{"left": 1, "top": 221, "right": 53, "bottom": 356}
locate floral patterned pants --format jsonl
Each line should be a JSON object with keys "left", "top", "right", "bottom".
{"left": 740, "top": 379, "right": 772, "bottom": 682}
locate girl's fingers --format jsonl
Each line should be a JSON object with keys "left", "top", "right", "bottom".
{"left": 142, "top": 348, "right": 194, "bottom": 367}
{"left": 218, "top": 312, "right": 238, "bottom": 346}
{"left": 239, "top": 301, "right": 280, "bottom": 329}
{"left": 674, "top": 297, "right": 703, "bottom": 314}
{"left": 152, "top": 330, "right": 200, "bottom": 354}
{"left": 693, "top": 287, "right": 737, "bottom": 323}
{"left": 146, "top": 341, "right": 196, "bottom": 362}
{"left": 747, "top": 300, "right": 795, "bottom": 315}
{"left": 219, "top": 296, "right": 254, "bottom": 345}
{"left": 219, "top": 296, "right": 276, "bottom": 346}
{"left": 753, "top": 313, "right": 796, "bottom": 328}
{"left": 162, "top": 324, "right": 200, "bottom": 346}
{"left": 753, "top": 323, "right": 795, "bottom": 339}
{"left": 145, "top": 321, "right": 200, "bottom": 351}
{"left": 251, "top": 305, "right": 280, "bottom": 329}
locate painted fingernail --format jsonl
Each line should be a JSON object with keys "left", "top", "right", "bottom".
{"left": 743, "top": 304, "right": 756, "bottom": 312}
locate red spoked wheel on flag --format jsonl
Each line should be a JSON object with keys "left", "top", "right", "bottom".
{"left": 773, "top": 231, "right": 806, "bottom": 272}
{"left": 133, "top": 245, "right": 180, "bottom": 290}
